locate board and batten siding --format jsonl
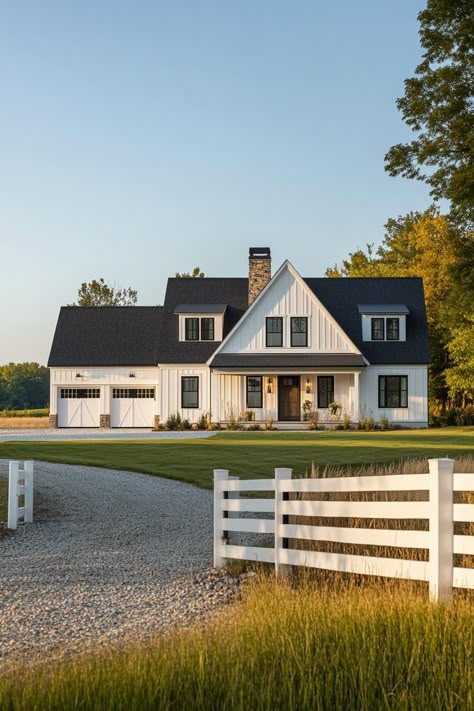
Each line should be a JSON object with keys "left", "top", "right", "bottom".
{"left": 159, "top": 367, "right": 210, "bottom": 423}
{"left": 49, "top": 367, "right": 160, "bottom": 417}
{"left": 219, "top": 268, "right": 359, "bottom": 355}
{"left": 360, "top": 365, "right": 428, "bottom": 425}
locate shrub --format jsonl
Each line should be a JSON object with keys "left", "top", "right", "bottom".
{"left": 246, "top": 423, "right": 261, "bottom": 431}
{"left": 302, "top": 400, "right": 312, "bottom": 420}
{"left": 225, "top": 405, "right": 240, "bottom": 430}
{"left": 365, "top": 415, "right": 375, "bottom": 431}
{"left": 181, "top": 419, "right": 192, "bottom": 430}
{"left": 197, "top": 412, "right": 210, "bottom": 430}
{"left": 264, "top": 416, "right": 275, "bottom": 431}
{"left": 380, "top": 416, "right": 389, "bottom": 431}
{"left": 342, "top": 411, "right": 351, "bottom": 430}
{"left": 242, "top": 410, "right": 255, "bottom": 422}
{"left": 165, "top": 413, "right": 182, "bottom": 430}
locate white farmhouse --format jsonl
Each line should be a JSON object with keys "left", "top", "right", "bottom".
{"left": 48, "top": 248, "right": 430, "bottom": 428}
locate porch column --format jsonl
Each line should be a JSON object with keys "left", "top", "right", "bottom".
{"left": 353, "top": 372, "right": 360, "bottom": 423}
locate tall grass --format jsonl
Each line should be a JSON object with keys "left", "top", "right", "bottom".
{"left": 1, "top": 577, "right": 473, "bottom": 710}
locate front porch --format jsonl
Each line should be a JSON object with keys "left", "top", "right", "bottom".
{"left": 211, "top": 371, "right": 362, "bottom": 425}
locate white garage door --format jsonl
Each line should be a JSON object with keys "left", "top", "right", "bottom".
{"left": 58, "top": 388, "right": 101, "bottom": 428}
{"left": 111, "top": 388, "right": 155, "bottom": 428}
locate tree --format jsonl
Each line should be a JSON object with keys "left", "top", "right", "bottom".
{"left": 445, "top": 315, "right": 474, "bottom": 402}
{"left": 175, "top": 267, "right": 205, "bottom": 278}
{"left": 384, "top": 0, "right": 474, "bottom": 229}
{"left": 71, "top": 278, "right": 138, "bottom": 306}
{"left": 325, "top": 209, "right": 468, "bottom": 405}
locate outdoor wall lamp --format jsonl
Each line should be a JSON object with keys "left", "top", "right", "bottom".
{"left": 267, "top": 377, "right": 273, "bottom": 394}
{"left": 305, "top": 378, "right": 312, "bottom": 394}
{"left": 75, "top": 373, "right": 82, "bottom": 379}
{"left": 129, "top": 372, "right": 136, "bottom": 378}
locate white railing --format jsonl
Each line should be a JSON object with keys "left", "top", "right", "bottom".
{"left": 213, "top": 458, "right": 474, "bottom": 601}
{"left": 8, "top": 460, "right": 34, "bottom": 530}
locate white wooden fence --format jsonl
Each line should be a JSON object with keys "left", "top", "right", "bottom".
{"left": 214, "top": 458, "right": 474, "bottom": 601}
{"left": 8, "top": 460, "right": 34, "bottom": 530}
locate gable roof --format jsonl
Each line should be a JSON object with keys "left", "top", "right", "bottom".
{"left": 48, "top": 306, "right": 164, "bottom": 367}
{"left": 304, "top": 277, "right": 430, "bottom": 364}
{"left": 157, "top": 278, "right": 248, "bottom": 363}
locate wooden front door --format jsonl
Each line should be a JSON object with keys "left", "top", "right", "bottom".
{"left": 278, "top": 376, "right": 301, "bottom": 421}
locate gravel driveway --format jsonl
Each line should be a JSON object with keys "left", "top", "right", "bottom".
{"left": 0, "top": 460, "right": 234, "bottom": 666}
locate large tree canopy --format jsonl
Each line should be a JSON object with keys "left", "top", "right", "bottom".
{"left": 71, "top": 278, "right": 138, "bottom": 306}
{"left": 384, "top": 0, "right": 474, "bottom": 229}
{"left": 326, "top": 209, "right": 473, "bottom": 404}
{"left": 175, "top": 267, "right": 206, "bottom": 278}
{"left": 0, "top": 363, "right": 49, "bottom": 410}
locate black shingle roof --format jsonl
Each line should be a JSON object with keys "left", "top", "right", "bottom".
{"left": 210, "top": 354, "right": 366, "bottom": 368}
{"left": 48, "top": 307, "right": 163, "bottom": 366}
{"left": 157, "top": 278, "right": 248, "bottom": 363}
{"left": 304, "top": 277, "right": 430, "bottom": 364}
{"left": 48, "top": 275, "right": 430, "bottom": 368}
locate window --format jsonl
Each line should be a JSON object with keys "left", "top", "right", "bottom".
{"left": 387, "top": 318, "right": 400, "bottom": 341}
{"left": 266, "top": 317, "right": 283, "bottom": 347}
{"left": 185, "top": 318, "right": 199, "bottom": 341}
{"left": 181, "top": 377, "right": 199, "bottom": 408}
{"left": 112, "top": 388, "right": 154, "bottom": 398}
{"left": 371, "top": 318, "right": 385, "bottom": 341}
{"left": 378, "top": 376, "right": 408, "bottom": 408}
{"left": 201, "top": 318, "right": 215, "bottom": 341}
{"left": 291, "top": 317, "right": 308, "bottom": 347}
{"left": 317, "top": 376, "right": 334, "bottom": 408}
{"left": 60, "top": 388, "right": 100, "bottom": 398}
{"left": 246, "top": 376, "right": 263, "bottom": 408}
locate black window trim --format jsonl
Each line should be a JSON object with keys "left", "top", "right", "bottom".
{"left": 371, "top": 317, "right": 385, "bottom": 341}
{"left": 317, "top": 376, "right": 334, "bottom": 409}
{"left": 181, "top": 376, "right": 199, "bottom": 409}
{"left": 201, "top": 317, "right": 215, "bottom": 341}
{"left": 246, "top": 375, "right": 263, "bottom": 409}
{"left": 386, "top": 317, "right": 400, "bottom": 341}
{"left": 184, "top": 317, "right": 199, "bottom": 341}
{"left": 266, "top": 316, "right": 284, "bottom": 348}
{"left": 290, "top": 316, "right": 308, "bottom": 347}
{"left": 378, "top": 375, "right": 408, "bottom": 409}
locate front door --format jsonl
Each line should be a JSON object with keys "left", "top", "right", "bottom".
{"left": 278, "top": 376, "right": 300, "bottom": 421}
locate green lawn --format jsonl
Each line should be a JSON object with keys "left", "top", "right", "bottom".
{"left": 0, "top": 428, "right": 472, "bottom": 488}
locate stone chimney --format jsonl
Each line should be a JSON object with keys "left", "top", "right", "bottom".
{"left": 248, "top": 247, "right": 271, "bottom": 305}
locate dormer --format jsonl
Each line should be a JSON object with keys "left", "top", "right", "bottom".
{"left": 175, "top": 304, "right": 226, "bottom": 342}
{"left": 358, "top": 304, "right": 409, "bottom": 342}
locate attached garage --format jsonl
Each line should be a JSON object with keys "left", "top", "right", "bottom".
{"left": 111, "top": 388, "right": 155, "bottom": 428}
{"left": 58, "top": 388, "right": 101, "bottom": 428}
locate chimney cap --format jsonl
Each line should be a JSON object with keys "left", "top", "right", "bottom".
{"left": 249, "top": 247, "right": 271, "bottom": 259}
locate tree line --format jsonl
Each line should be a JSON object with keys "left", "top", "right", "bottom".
{"left": 0, "top": 363, "right": 49, "bottom": 410}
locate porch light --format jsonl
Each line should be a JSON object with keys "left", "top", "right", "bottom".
{"left": 305, "top": 378, "right": 311, "bottom": 394}
{"left": 75, "top": 373, "right": 82, "bottom": 379}
{"left": 267, "top": 377, "right": 273, "bottom": 394}
{"left": 129, "top": 372, "right": 136, "bottom": 378}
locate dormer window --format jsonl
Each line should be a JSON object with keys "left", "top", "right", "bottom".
{"left": 185, "top": 318, "right": 199, "bottom": 341}
{"left": 359, "top": 305, "right": 408, "bottom": 343}
{"left": 184, "top": 317, "right": 215, "bottom": 341}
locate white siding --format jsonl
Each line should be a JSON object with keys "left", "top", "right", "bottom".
{"left": 159, "top": 367, "right": 210, "bottom": 423}
{"left": 360, "top": 365, "right": 428, "bottom": 425}
{"left": 219, "top": 268, "right": 359, "bottom": 355}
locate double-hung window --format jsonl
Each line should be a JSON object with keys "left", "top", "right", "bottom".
{"left": 246, "top": 376, "right": 263, "bottom": 408}
{"left": 291, "top": 317, "right": 308, "bottom": 347}
{"left": 378, "top": 376, "right": 408, "bottom": 408}
{"left": 371, "top": 318, "right": 385, "bottom": 340}
{"left": 386, "top": 318, "right": 400, "bottom": 341}
{"left": 201, "top": 318, "right": 215, "bottom": 341}
{"left": 266, "top": 317, "right": 283, "bottom": 347}
{"left": 184, "top": 318, "right": 199, "bottom": 341}
{"left": 181, "top": 377, "right": 199, "bottom": 408}
{"left": 317, "top": 376, "right": 334, "bottom": 408}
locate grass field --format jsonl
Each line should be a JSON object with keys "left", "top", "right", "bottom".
{"left": 0, "top": 428, "right": 472, "bottom": 488}
{"left": 0, "top": 417, "right": 49, "bottom": 429}
{"left": 1, "top": 576, "right": 473, "bottom": 710}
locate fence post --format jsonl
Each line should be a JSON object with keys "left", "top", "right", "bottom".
{"left": 24, "top": 461, "right": 34, "bottom": 523}
{"left": 274, "top": 467, "right": 293, "bottom": 576}
{"left": 8, "top": 461, "right": 19, "bottom": 530}
{"left": 214, "top": 469, "right": 229, "bottom": 568}
{"left": 428, "top": 458, "right": 454, "bottom": 602}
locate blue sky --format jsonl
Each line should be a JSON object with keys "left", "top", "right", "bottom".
{"left": 0, "top": 0, "right": 431, "bottom": 365}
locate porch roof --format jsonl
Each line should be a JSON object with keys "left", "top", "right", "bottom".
{"left": 209, "top": 354, "right": 366, "bottom": 368}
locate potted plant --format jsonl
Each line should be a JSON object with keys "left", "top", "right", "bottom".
{"left": 302, "top": 399, "right": 312, "bottom": 421}
{"left": 328, "top": 402, "right": 341, "bottom": 418}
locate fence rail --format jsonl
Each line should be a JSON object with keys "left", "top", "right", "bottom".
{"left": 8, "top": 460, "right": 34, "bottom": 529}
{"left": 214, "top": 459, "right": 474, "bottom": 601}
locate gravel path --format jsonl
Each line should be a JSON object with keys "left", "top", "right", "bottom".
{"left": 0, "top": 460, "right": 238, "bottom": 667}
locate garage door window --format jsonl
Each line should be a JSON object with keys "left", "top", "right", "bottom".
{"left": 61, "top": 389, "right": 100, "bottom": 398}
{"left": 112, "top": 389, "right": 155, "bottom": 398}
